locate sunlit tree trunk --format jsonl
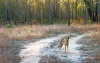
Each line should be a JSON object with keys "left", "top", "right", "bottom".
{"left": 65, "top": 0, "right": 70, "bottom": 26}
{"left": 75, "top": 0, "right": 78, "bottom": 20}
{"left": 83, "top": 3, "right": 87, "bottom": 25}
{"left": 67, "top": 0, "right": 70, "bottom": 26}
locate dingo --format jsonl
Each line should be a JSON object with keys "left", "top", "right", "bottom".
{"left": 58, "top": 37, "right": 69, "bottom": 52}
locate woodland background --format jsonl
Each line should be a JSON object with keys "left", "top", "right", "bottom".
{"left": 0, "top": 0, "right": 100, "bottom": 26}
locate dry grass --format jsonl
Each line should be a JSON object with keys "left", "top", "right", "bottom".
{"left": 85, "top": 31, "right": 99, "bottom": 38}
{"left": 95, "top": 32, "right": 100, "bottom": 45}
{"left": 0, "top": 24, "right": 100, "bottom": 41}
{"left": 0, "top": 30, "right": 21, "bottom": 63}
{"left": 93, "top": 28, "right": 100, "bottom": 62}
{"left": 38, "top": 55, "right": 66, "bottom": 63}
{"left": 0, "top": 24, "right": 72, "bottom": 40}
{"left": 0, "top": 33, "right": 11, "bottom": 48}
{"left": 0, "top": 55, "right": 21, "bottom": 63}
{"left": 77, "top": 24, "right": 100, "bottom": 63}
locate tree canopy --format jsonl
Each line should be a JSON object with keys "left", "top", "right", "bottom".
{"left": 0, "top": 0, "right": 100, "bottom": 25}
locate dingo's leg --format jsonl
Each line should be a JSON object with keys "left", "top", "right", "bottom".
{"left": 65, "top": 45, "right": 66, "bottom": 53}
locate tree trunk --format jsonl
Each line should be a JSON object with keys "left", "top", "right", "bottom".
{"left": 68, "top": 0, "right": 70, "bottom": 26}
{"left": 65, "top": 0, "right": 70, "bottom": 26}
{"left": 83, "top": 3, "right": 87, "bottom": 25}
{"left": 84, "top": 0, "right": 98, "bottom": 23}
{"left": 75, "top": 0, "right": 78, "bottom": 20}
{"left": 95, "top": 1, "right": 99, "bottom": 22}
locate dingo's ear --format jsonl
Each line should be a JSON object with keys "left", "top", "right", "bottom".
{"left": 68, "top": 37, "right": 69, "bottom": 39}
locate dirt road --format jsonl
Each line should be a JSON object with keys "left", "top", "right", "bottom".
{"left": 19, "top": 34, "right": 88, "bottom": 63}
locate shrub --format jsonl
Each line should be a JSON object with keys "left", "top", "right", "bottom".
{"left": 41, "top": 19, "right": 49, "bottom": 23}
{"left": 6, "top": 24, "right": 12, "bottom": 28}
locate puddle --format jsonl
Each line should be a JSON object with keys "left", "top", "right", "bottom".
{"left": 19, "top": 34, "right": 85, "bottom": 63}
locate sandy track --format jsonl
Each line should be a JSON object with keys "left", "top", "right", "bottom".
{"left": 19, "top": 34, "right": 85, "bottom": 63}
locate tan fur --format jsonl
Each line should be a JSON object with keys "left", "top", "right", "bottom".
{"left": 58, "top": 37, "right": 69, "bottom": 52}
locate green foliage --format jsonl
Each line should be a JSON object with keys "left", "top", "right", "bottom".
{"left": 6, "top": 24, "right": 12, "bottom": 28}
{"left": 41, "top": 19, "right": 49, "bottom": 23}
{"left": 87, "top": 20, "right": 91, "bottom": 23}
{"left": 55, "top": 20, "right": 67, "bottom": 24}
{"left": 24, "top": 28, "right": 28, "bottom": 32}
{"left": 31, "top": 29, "right": 34, "bottom": 32}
